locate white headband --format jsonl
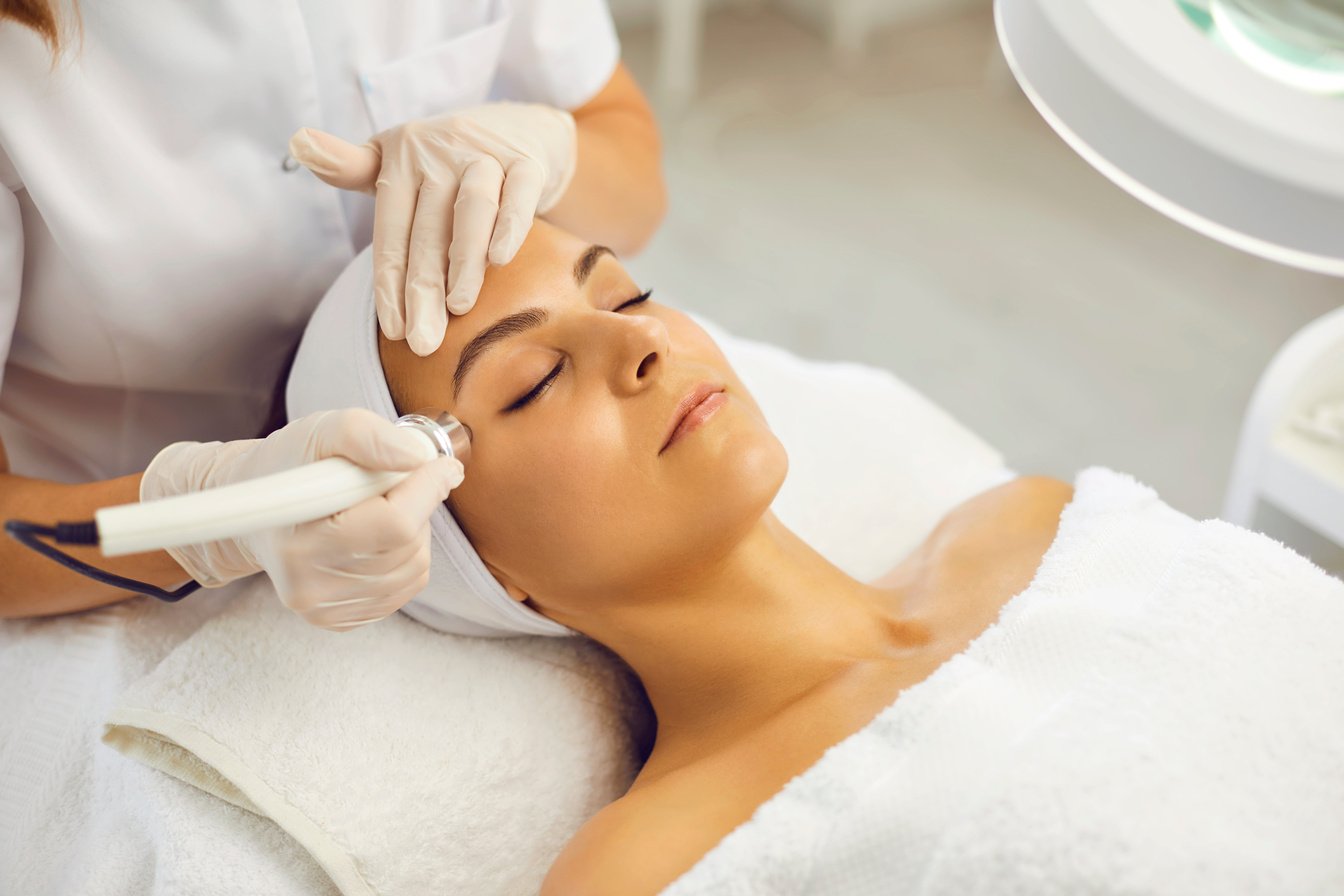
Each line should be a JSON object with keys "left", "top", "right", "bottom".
{"left": 286, "top": 247, "right": 578, "bottom": 639}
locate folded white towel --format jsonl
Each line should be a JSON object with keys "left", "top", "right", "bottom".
{"left": 0, "top": 586, "right": 339, "bottom": 896}
{"left": 101, "top": 579, "right": 650, "bottom": 895}
{"left": 661, "top": 467, "right": 1344, "bottom": 895}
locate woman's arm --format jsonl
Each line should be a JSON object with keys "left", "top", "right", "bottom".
{"left": 544, "top": 63, "right": 667, "bottom": 257}
{"left": 0, "top": 440, "right": 193, "bottom": 618}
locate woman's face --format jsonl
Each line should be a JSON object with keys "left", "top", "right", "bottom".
{"left": 378, "top": 220, "right": 787, "bottom": 626}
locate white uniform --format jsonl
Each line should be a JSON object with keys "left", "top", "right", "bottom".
{"left": 0, "top": 0, "right": 618, "bottom": 483}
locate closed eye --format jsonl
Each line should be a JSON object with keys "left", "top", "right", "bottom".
{"left": 502, "top": 289, "right": 654, "bottom": 413}
{"left": 618, "top": 288, "right": 654, "bottom": 312}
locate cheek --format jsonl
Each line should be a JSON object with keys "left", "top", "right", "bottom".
{"left": 665, "top": 309, "right": 714, "bottom": 353}
{"left": 447, "top": 419, "right": 634, "bottom": 580}
{"left": 666, "top": 398, "right": 786, "bottom": 516}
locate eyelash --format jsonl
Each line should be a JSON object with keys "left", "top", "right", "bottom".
{"left": 503, "top": 289, "right": 654, "bottom": 413}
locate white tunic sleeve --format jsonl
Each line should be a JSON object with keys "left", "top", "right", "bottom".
{"left": 492, "top": 0, "right": 621, "bottom": 110}
{"left": 0, "top": 151, "right": 21, "bottom": 406}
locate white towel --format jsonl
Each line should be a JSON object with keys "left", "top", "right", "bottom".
{"left": 101, "top": 580, "right": 650, "bottom": 895}
{"left": 661, "top": 467, "right": 1344, "bottom": 895}
{"left": 0, "top": 586, "right": 339, "bottom": 896}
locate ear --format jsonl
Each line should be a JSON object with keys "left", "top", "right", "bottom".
{"left": 482, "top": 557, "right": 532, "bottom": 605}
{"left": 483, "top": 559, "right": 572, "bottom": 629}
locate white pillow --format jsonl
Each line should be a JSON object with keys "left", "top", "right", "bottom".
{"left": 105, "top": 310, "right": 1009, "bottom": 896}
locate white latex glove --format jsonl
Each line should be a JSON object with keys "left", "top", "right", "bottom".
{"left": 140, "top": 409, "right": 464, "bottom": 631}
{"left": 288, "top": 102, "right": 578, "bottom": 356}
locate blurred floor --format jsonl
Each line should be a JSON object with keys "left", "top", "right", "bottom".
{"left": 617, "top": 4, "right": 1344, "bottom": 572}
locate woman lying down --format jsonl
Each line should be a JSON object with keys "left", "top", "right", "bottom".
{"left": 288, "top": 219, "right": 1344, "bottom": 895}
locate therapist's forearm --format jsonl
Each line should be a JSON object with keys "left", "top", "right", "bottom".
{"left": 0, "top": 471, "right": 194, "bottom": 618}
{"left": 545, "top": 77, "right": 666, "bottom": 256}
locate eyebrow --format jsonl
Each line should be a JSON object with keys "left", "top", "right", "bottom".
{"left": 574, "top": 245, "right": 613, "bottom": 285}
{"left": 452, "top": 245, "right": 614, "bottom": 400}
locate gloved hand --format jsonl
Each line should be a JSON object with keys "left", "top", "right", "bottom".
{"left": 288, "top": 102, "right": 578, "bottom": 356}
{"left": 140, "top": 408, "right": 464, "bottom": 631}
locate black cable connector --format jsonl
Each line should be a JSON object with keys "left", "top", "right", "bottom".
{"left": 4, "top": 519, "right": 202, "bottom": 602}
{"left": 54, "top": 520, "right": 99, "bottom": 545}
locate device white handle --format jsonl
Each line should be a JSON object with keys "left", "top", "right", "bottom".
{"left": 95, "top": 458, "right": 411, "bottom": 557}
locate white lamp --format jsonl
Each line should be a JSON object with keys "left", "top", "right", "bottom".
{"left": 1196, "top": 0, "right": 1344, "bottom": 96}
{"left": 995, "top": 0, "right": 1344, "bottom": 552}
{"left": 994, "top": 0, "right": 1344, "bottom": 276}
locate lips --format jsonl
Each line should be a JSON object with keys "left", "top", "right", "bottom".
{"left": 660, "top": 382, "right": 726, "bottom": 454}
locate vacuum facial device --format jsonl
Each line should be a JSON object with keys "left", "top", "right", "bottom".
{"left": 3, "top": 410, "right": 470, "bottom": 602}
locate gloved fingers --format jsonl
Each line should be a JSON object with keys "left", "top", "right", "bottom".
{"left": 322, "top": 575, "right": 429, "bottom": 630}
{"left": 404, "top": 175, "right": 460, "bottom": 356}
{"left": 288, "top": 127, "right": 382, "bottom": 193}
{"left": 445, "top": 157, "right": 505, "bottom": 316}
{"left": 285, "top": 538, "right": 431, "bottom": 630}
{"left": 311, "top": 521, "right": 426, "bottom": 584}
{"left": 487, "top": 158, "right": 545, "bottom": 266}
{"left": 312, "top": 593, "right": 405, "bottom": 631}
{"left": 323, "top": 617, "right": 383, "bottom": 631}
{"left": 381, "top": 454, "right": 464, "bottom": 527}
{"left": 314, "top": 453, "right": 456, "bottom": 557}
{"left": 320, "top": 585, "right": 424, "bottom": 631}
{"left": 372, "top": 163, "right": 422, "bottom": 342}
{"left": 310, "top": 548, "right": 432, "bottom": 630}
{"left": 304, "top": 541, "right": 425, "bottom": 604}
{"left": 309, "top": 408, "right": 436, "bottom": 472}
{"left": 312, "top": 493, "right": 422, "bottom": 557}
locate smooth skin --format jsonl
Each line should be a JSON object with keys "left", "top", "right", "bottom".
{"left": 0, "top": 451, "right": 190, "bottom": 617}
{"left": 379, "top": 220, "right": 1076, "bottom": 894}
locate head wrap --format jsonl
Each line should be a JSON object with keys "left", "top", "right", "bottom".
{"left": 287, "top": 247, "right": 578, "bottom": 639}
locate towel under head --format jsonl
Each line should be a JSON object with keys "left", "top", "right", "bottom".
{"left": 286, "top": 245, "right": 576, "bottom": 639}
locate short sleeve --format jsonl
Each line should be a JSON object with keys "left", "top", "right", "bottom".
{"left": 0, "top": 147, "right": 22, "bottom": 399}
{"left": 491, "top": 0, "right": 620, "bottom": 110}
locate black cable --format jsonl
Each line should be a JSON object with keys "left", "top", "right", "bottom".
{"left": 4, "top": 519, "right": 202, "bottom": 602}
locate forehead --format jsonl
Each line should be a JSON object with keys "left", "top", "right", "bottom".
{"left": 377, "top": 221, "right": 599, "bottom": 411}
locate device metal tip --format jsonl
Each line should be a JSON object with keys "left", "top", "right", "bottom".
{"left": 397, "top": 409, "right": 472, "bottom": 466}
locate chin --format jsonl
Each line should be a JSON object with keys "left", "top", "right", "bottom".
{"left": 698, "top": 424, "right": 788, "bottom": 520}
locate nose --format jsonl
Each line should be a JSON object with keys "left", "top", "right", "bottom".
{"left": 610, "top": 313, "right": 668, "bottom": 395}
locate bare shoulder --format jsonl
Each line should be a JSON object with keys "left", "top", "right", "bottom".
{"left": 955, "top": 474, "right": 1073, "bottom": 519}
{"left": 874, "top": 475, "right": 1075, "bottom": 590}
{"left": 541, "top": 773, "right": 738, "bottom": 896}
{"left": 540, "top": 799, "right": 634, "bottom": 896}
{"left": 931, "top": 475, "right": 1074, "bottom": 546}
{"left": 931, "top": 474, "right": 1076, "bottom": 592}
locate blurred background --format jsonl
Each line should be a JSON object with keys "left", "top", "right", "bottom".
{"left": 609, "top": 0, "right": 1344, "bottom": 573}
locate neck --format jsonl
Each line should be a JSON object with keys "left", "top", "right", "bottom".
{"left": 565, "top": 512, "right": 931, "bottom": 765}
